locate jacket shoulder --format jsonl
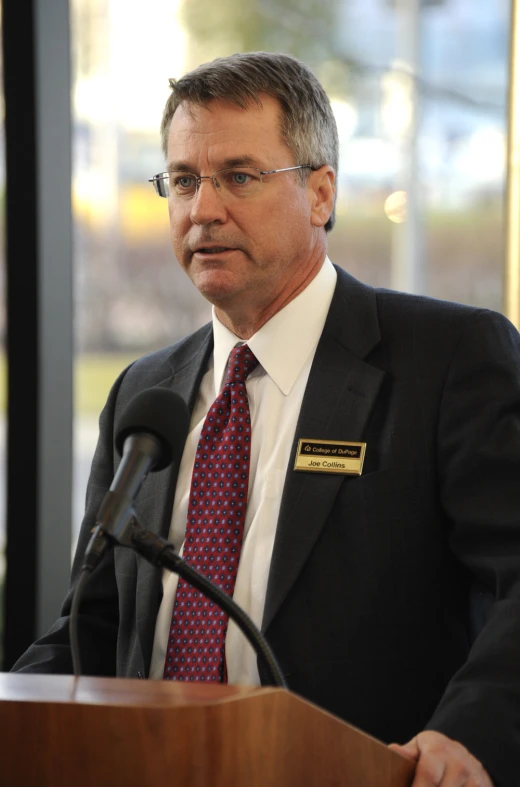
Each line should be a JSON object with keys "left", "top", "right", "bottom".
{"left": 333, "top": 265, "right": 519, "bottom": 363}
{"left": 96, "top": 322, "right": 213, "bottom": 428}
{"left": 117, "top": 322, "right": 213, "bottom": 389}
{"left": 373, "top": 286, "right": 519, "bottom": 347}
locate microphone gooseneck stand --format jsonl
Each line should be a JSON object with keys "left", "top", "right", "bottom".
{"left": 70, "top": 518, "right": 287, "bottom": 689}
{"left": 70, "top": 386, "right": 285, "bottom": 687}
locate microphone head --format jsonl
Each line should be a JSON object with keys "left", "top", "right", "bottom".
{"left": 115, "top": 388, "right": 190, "bottom": 472}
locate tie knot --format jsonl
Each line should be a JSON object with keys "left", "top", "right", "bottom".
{"left": 225, "top": 344, "right": 258, "bottom": 385}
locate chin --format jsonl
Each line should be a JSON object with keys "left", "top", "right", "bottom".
{"left": 191, "top": 268, "right": 243, "bottom": 303}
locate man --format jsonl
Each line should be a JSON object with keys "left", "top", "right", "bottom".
{"left": 13, "top": 52, "right": 520, "bottom": 786}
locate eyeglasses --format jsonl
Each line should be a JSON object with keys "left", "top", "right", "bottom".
{"left": 148, "top": 164, "right": 312, "bottom": 199}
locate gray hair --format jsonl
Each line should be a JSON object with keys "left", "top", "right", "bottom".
{"left": 160, "top": 52, "right": 338, "bottom": 231}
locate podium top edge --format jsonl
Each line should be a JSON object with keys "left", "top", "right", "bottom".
{"left": 0, "top": 673, "right": 282, "bottom": 708}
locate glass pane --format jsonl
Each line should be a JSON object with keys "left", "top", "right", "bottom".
{"left": 0, "top": 11, "right": 6, "bottom": 667}
{"left": 71, "top": 0, "right": 510, "bottom": 540}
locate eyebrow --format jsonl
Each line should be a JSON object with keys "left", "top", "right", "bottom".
{"left": 167, "top": 155, "right": 262, "bottom": 173}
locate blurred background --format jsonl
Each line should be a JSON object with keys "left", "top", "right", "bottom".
{"left": 0, "top": 0, "right": 514, "bottom": 665}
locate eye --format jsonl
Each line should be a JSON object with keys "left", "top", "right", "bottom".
{"left": 231, "top": 171, "right": 250, "bottom": 185}
{"left": 172, "top": 173, "right": 197, "bottom": 191}
{"left": 220, "top": 168, "right": 262, "bottom": 193}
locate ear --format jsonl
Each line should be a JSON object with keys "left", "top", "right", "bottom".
{"left": 308, "top": 166, "right": 335, "bottom": 228}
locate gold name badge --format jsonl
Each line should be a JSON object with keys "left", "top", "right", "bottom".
{"left": 294, "top": 439, "right": 367, "bottom": 475}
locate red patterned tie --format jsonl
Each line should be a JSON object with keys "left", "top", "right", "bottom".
{"left": 164, "top": 343, "right": 259, "bottom": 681}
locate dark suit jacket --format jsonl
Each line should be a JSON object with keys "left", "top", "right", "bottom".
{"left": 13, "top": 267, "right": 520, "bottom": 786}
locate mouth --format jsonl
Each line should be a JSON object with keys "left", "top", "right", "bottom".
{"left": 191, "top": 245, "right": 240, "bottom": 261}
{"left": 194, "top": 246, "right": 232, "bottom": 255}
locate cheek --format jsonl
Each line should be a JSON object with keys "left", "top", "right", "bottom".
{"left": 265, "top": 195, "right": 310, "bottom": 243}
{"left": 167, "top": 198, "right": 176, "bottom": 226}
{"left": 169, "top": 209, "right": 188, "bottom": 253}
{"left": 254, "top": 201, "right": 289, "bottom": 238}
{"left": 169, "top": 226, "right": 181, "bottom": 253}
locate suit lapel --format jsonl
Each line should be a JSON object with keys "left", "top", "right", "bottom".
{"left": 133, "top": 326, "right": 214, "bottom": 539}
{"left": 134, "top": 326, "right": 214, "bottom": 669}
{"left": 262, "top": 269, "right": 385, "bottom": 631}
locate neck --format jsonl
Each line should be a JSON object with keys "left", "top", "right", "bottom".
{"left": 215, "top": 251, "right": 326, "bottom": 340}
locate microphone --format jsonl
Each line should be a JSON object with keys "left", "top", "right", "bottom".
{"left": 83, "top": 387, "right": 190, "bottom": 570}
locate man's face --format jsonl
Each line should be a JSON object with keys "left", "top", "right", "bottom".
{"left": 166, "top": 94, "right": 329, "bottom": 317}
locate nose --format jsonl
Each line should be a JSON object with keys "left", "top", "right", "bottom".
{"left": 189, "top": 178, "right": 227, "bottom": 226}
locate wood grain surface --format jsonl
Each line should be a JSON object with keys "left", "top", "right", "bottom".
{"left": 0, "top": 674, "right": 415, "bottom": 787}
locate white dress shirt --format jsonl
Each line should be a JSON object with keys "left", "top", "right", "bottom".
{"left": 149, "top": 257, "right": 337, "bottom": 684}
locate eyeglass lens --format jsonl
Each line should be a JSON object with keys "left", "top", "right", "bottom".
{"left": 156, "top": 167, "right": 265, "bottom": 199}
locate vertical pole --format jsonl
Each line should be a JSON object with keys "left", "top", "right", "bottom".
{"left": 34, "top": 0, "right": 73, "bottom": 640}
{"left": 2, "top": 0, "right": 73, "bottom": 668}
{"left": 504, "top": 0, "right": 520, "bottom": 328}
{"left": 2, "top": 0, "right": 39, "bottom": 666}
{"left": 392, "top": 0, "right": 424, "bottom": 294}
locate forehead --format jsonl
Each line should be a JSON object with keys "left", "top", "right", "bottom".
{"left": 166, "top": 94, "right": 292, "bottom": 168}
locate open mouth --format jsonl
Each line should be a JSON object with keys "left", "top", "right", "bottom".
{"left": 196, "top": 247, "right": 231, "bottom": 254}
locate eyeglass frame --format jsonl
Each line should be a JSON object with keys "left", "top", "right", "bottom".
{"left": 148, "top": 164, "right": 312, "bottom": 198}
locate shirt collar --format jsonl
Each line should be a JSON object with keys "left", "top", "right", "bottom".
{"left": 212, "top": 257, "right": 337, "bottom": 396}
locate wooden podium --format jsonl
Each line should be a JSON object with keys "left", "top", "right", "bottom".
{"left": 0, "top": 673, "right": 414, "bottom": 786}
